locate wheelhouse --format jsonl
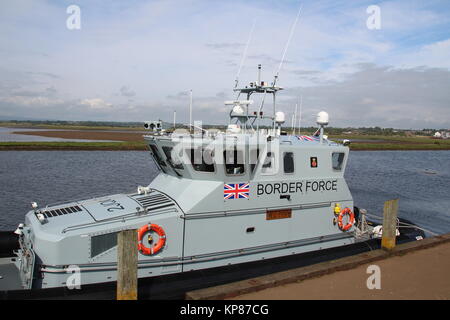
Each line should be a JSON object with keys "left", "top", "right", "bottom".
{"left": 145, "top": 132, "right": 349, "bottom": 184}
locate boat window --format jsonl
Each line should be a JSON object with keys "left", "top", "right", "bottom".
{"left": 91, "top": 232, "right": 118, "bottom": 258}
{"left": 162, "top": 146, "right": 184, "bottom": 170}
{"left": 188, "top": 148, "right": 215, "bottom": 172}
{"left": 149, "top": 144, "right": 167, "bottom": 167}
{"left": 283, "top": 152, "right": 294, "bottom": 173}
{"left": 224, "top": 150, "right": 245, "bottom": 175}
{"left": 261, "top": 152, "right": 275, "bottom": 174}
{"left": 250, "top": 149, "right": 260, "bottom": 173}
{"left": 332, "top": 152, "right": 345, "bottom": 171}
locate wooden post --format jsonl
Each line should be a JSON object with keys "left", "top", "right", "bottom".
{"left": 117, "top": 229, "right": 138, "bottom": 300}
{"left": 381, "top": 199, "right": 399, "bottom": 251}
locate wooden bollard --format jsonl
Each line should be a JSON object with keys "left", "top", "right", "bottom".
{"left": 381, "top": 199, "right": 399, "bottom": 251}
{"left": 117, "top": 229, "right": 138, "bottom": 300}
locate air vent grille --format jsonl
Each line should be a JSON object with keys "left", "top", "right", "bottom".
{"left": 135, "top": 193, "right": 174, "bottom": 211}
{"left": 43, "top": 205, "right": 82, "bottom": 218}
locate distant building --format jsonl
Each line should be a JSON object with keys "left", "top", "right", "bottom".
{"left": 433, "top": 131, "right": 450, "bottom": 139}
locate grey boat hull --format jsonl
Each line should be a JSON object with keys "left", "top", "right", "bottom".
{"left": 0, "top": 219, "right": 425, "bottom": 300}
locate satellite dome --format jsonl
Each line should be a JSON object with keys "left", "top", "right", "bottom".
{"left": 275, "top": 111, "right": 285, "bottom": 124}
{"left": 316, "top": 111, "right": 329, "bottom": 125}
{"left": 232, "top": 105, "right": 245, "bottom": 115}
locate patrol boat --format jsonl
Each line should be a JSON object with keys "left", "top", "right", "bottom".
{"left": 0, "top": 66, "right": 425, "bottom": 298}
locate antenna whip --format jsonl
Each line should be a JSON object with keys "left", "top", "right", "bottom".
{"left": 273, "top": 4, "right": 303, "bottom": 86}
{"left": 235, "top": 19, "right": 256, "bottom": 88}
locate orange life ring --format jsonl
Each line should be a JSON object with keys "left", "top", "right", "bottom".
{"left": 137, "top": 224, "right": 166, "bottom": 255}
{"left": 337, "top": 207, "right": 355, "bottom": 232}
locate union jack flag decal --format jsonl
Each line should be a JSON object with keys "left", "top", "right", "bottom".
{"left": 297, "top": 135, "right": 320, "bottom": 142}
{"left": 224, "top": 183, "right": 250, "bottom": 200}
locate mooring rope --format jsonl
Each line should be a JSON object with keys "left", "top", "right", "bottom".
{"left": 365, "top": 213, "right": 439, "bottom": 236}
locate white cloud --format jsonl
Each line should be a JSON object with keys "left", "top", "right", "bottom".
{"left": 0, "top": 0, "right": 449, "bottom": 128}
{"left": 80, "top": 98, "right": 113, "bottom": 110}
{"left": 119, "top": 86, "right": 136, "bottom": 97}
{"left": 1, "top": 95, "right": 64, "bottom": 107}
{"left": 283, "top": 64, "right": 450, "bottom": 129}
{"left": 398, "top": 39, "right": 450, "bottom": 69}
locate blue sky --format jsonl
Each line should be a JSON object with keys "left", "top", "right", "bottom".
{"left": 0, "top": 0, "right": 449, "bottom": 129}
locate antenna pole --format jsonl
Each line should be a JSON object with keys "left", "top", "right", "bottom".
{"left": 273, "top": 93, "right": 276, "bottom": 131}
{"left": 273, "top": 4, "right": 303, "bottom": 86}
{"left": 257, "top": 64, "right": 261, "bottom": 85}
{"left": 291, "top": 113, "right": 295, "bottom": 132}
{"left": 173, "top": 110, "right": 176, "bottom": 129}
{"left": 298, "top": 95, "right": 303, "bottom": 135}
{"left": 189, "top": 89, "right": 193, "bottom": 132}
{"left": 235, "top": 19, "right": 256, "bottom": 89}
{"left": 293, "top": 102, "right": 298, "bottom": 135}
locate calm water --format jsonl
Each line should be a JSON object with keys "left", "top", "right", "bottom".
{"left": 346, "top": 151, "right": 450, "bottom": 235}
{"left": 0, "top": 150, "right": 449, "bottom": 235}
{"left": 0, "top": 151, "right": 158, "bottom": 230}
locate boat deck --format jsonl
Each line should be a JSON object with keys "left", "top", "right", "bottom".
{"left": 0, "top": 257, "right": 22, "bottom": 291}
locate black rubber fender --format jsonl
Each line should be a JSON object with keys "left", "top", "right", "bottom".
{"left": 353, "top": 206, "right": 360, "bottom": 224}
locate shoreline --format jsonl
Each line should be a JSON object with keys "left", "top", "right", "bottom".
{"left": 0, "top": 141, "right": 147, "bottom": 151}
{"left": 1, "top": 129, "right": 449, "bottom": 151}
{"left": 1, "top": 142, "right": 450, "bottom": 151}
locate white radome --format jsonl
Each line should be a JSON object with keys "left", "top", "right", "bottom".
{"left": 316, "top": 111, "right": 329, "bottom": 126}
{"left": 232, "top": 105, "right": 245, "bottom": 115}
{"left": 275, "top": 111, "right": 286, "bottom": 124}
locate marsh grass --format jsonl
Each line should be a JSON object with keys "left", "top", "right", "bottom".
{"left": 0, "top": 141, "right": 147, "bottom": 151}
